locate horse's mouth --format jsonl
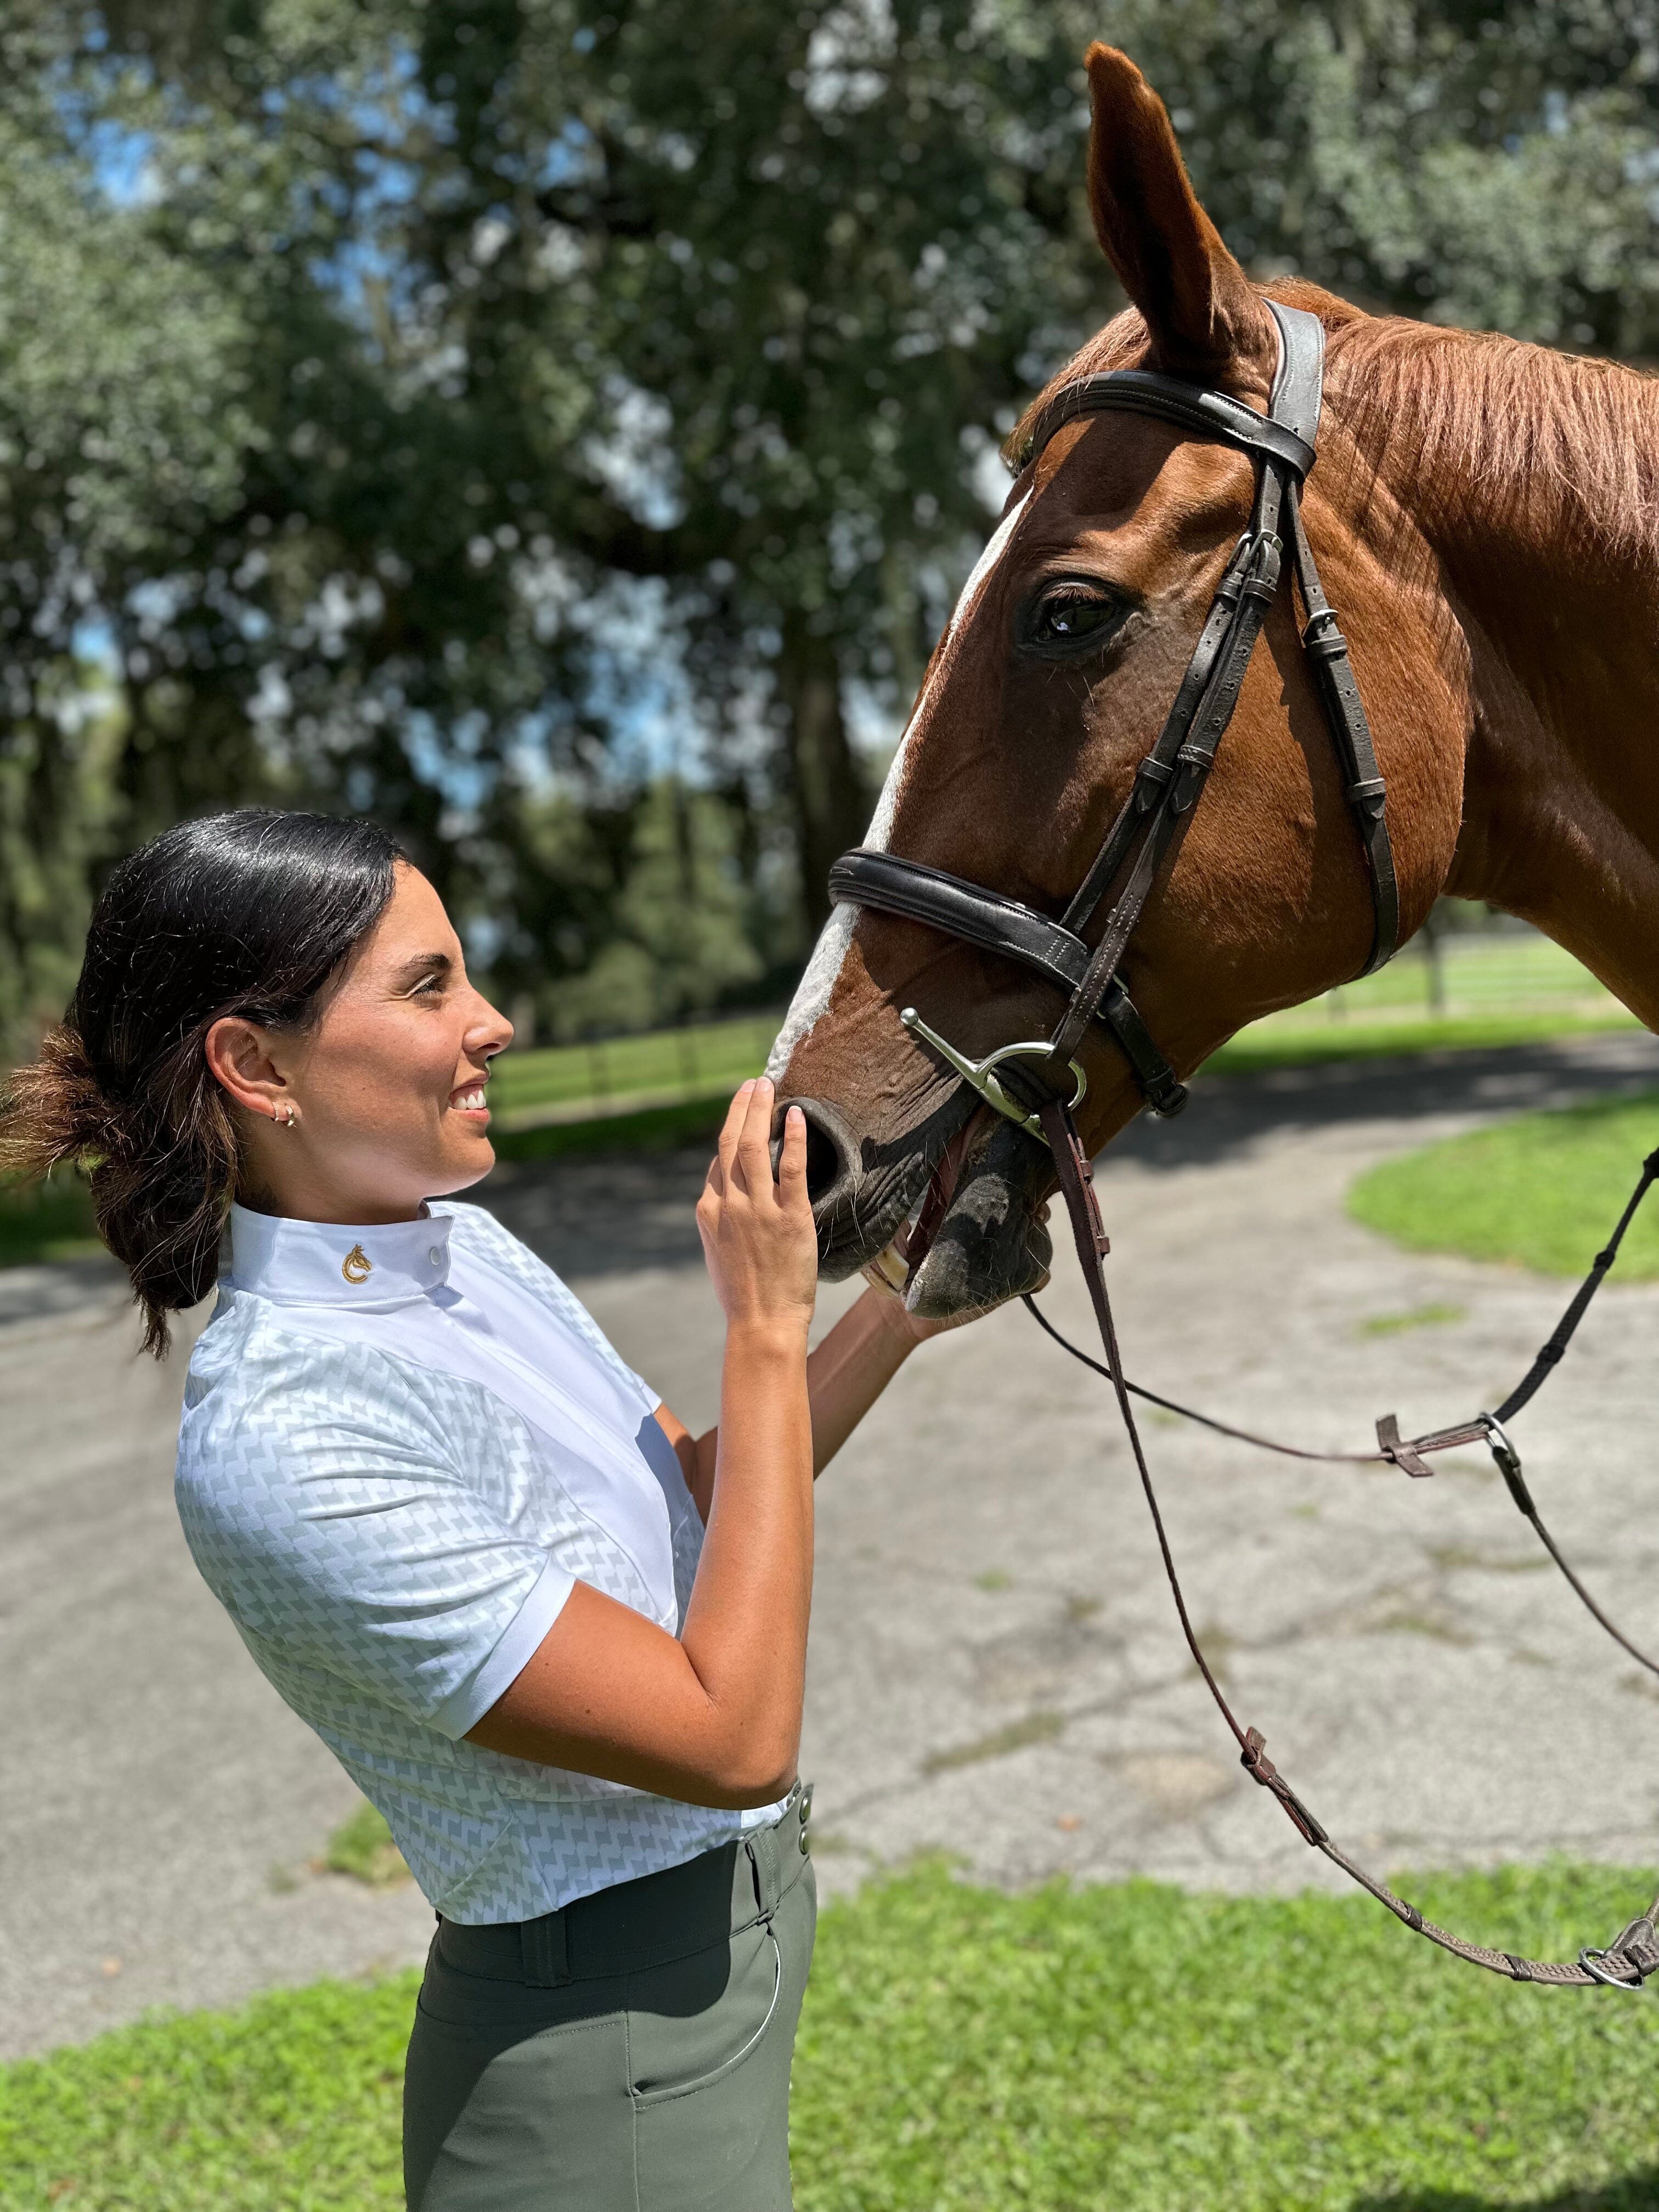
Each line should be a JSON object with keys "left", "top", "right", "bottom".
{"left": 826, "top": 1097, "right": 1054, "bottom": 1320}
{"left": 878, "top": 1118, "right": 978, "bottom": 1281}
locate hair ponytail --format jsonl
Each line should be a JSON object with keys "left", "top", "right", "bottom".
{"left": 0, "top": 809, "right": 403, "bottom": 1355}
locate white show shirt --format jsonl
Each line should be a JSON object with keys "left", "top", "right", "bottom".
{"left": 174, "top": 1200, "right": 786, "bottom": 1923}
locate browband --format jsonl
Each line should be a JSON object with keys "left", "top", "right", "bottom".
{"left": 1020, "top": 368, "right": 1317, "bottom": 480}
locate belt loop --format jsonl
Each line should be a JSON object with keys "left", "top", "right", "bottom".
{"left": 519, "top": 1907, "right": 571, "bottom": 1988}
{"left": 746, "top": 1822, "right": 782, "bottom": 1922}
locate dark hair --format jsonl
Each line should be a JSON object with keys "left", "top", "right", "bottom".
{"left": 0, "top": 809, "right": 405, "bottom": 1356}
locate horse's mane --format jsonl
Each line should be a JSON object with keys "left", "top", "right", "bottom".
{"left": 1015, "top": 277, "right": 1659, "bottom": 583}
{"left": 1332, "top": 308, "right": 1659, "bottom": 582}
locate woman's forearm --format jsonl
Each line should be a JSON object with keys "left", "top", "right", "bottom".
{"left": 675, "top": 1318, "right": 815, "bottom": 1798}
{"left": 801, "top": 1284, "right": 920, "bottom": 1473}
{"left": 473, "top": 1316, "right": 816, "bottom": 1810}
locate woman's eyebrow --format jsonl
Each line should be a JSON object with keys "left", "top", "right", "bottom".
{"left": 391, "top": 950, "right": 453, "bottom": 986}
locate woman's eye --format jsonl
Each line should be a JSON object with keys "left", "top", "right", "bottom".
{"left": 1025, "top": 586, "right": 1124, "bottom": 652}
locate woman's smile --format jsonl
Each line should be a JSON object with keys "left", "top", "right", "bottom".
{"left": 450, "top": 1079, "right": 490, "bottom": 1117}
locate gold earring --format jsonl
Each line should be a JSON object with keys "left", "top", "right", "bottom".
{"left": 276, "top": 1103, "right": 297, "bottom": 1128}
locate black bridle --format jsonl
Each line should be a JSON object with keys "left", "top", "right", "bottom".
{"left": 827, "top": 301, "right": 1400, "bottom": 1126}
{"left": 822, "top": 302, "right": 1659, "bottom": 1989}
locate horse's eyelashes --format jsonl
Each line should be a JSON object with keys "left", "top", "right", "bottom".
{"left": 1020, "top": 583, "right": 1127, "bottom": 656}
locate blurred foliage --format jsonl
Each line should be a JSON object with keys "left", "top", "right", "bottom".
{"left": 512, "top": 777, "right": 769, "bottom": 1036}
{"left": 3, "top": 1, "right": 1659, "bottom": 1053}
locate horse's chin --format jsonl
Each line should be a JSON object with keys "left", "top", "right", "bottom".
{"left": 902, "top": 1120, "right": 1053, "bottom": 1320}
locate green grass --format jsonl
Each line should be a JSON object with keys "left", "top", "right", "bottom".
{"left": 490, "top": 1091, "right": 733, "bottom": 1163}
{"left": 1348, "top": 1090, "right": 1659, "bottom": 1279}
{"left": 319, "top": 1801, "right": 411, "bottom": 1891}
{"left": 1239, "top": 930, "right": 1623, "bottom": 1025}
{"left": 8, "top": 1860, "right": 1659, "bottom": 2209}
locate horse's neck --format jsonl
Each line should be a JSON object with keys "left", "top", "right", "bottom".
{"left": 1377, "top": 334, "right": 1659, "bottom": 1027}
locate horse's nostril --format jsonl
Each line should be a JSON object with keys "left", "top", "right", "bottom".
{"left": 778, "top": 1099, "right": 854, "bottom": 1207}
{"left": 802, "top": 1113, "right": 845, "bottom": 1206}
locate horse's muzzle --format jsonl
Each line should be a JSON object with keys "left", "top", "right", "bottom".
{"left": 782, "top": 1086, "right": 1051, "bottom": 1313}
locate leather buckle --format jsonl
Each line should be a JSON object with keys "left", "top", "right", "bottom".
{"left": 1239, "top": 532, "right": 1283, "bottom": 601}
{"left": 1133, "top": 758, "right": 1174, "bottom": 810}
{"left": 1579, "top": 1943, "right": 1649, "bottom": 1989}
{"left": 1479, "top": 1412, "right": 1536, "bottom": 1519}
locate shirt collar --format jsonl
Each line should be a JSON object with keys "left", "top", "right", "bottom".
{"left": 227, "top": 1203, "right": 452, "bottom": 1308}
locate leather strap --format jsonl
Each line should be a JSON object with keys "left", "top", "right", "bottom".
{"left": 1047, "top": 497, "right": 1288, "bottom": 1065}
{"left": 827, "top": 849, "right": 1188, "bottom": 1116}
{"left": 1285, "top": 496, "right": 1400, "bottom": 974}
{"left": 1030, "top": 1126, "right": 1659, "bottom": 1681}
{"left": 1264, "top": 298, "right": 1325, "bottom": 447}
{"left": 829, "top": 300, "right": 1400, "bottom": 1113}
{"left": 1037, "top": 1095, "right": 1659, "bottom": 1987}
{"left": 1494, "top": 1147, "right": 1659, "bottom": 1423}
{"left": 1020, "top": 370, "right": 1317, "bottom": 480}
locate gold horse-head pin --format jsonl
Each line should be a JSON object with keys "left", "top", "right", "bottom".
{"left": 341, "top": 1244, "right": 373, "bottom": 1285}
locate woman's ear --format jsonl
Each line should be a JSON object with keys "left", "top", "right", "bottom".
{"left": 1084, "top": 43, "right": 1276, "bottom": 394}
{"left": 204, "top": 1017, "right": 292, "bottom": 1125}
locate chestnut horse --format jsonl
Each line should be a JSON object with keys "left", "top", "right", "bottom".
{"left": 768, "top": 43, "right": 1659, "bottom": 1321}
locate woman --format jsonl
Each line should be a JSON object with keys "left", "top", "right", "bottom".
{"left": 1, "top": 808, "right": 953, "bottom": 2210}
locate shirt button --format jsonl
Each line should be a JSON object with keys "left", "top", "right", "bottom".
{"left": 429, "top": 1248, "right": 442, "bottom": 1266}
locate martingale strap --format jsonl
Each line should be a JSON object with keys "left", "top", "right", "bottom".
{"left": 1026, "top": 1136, "right": 1659, "bottom": 1681}
{"left": 1041, "top": 1095, "right": 1659, "bottom": 1989}
{"left": 831, "top": 301, "right": 1402, "bottom": 1111}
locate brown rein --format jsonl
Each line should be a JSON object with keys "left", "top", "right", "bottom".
{"left": 1036, "top": 1098, "right": 1659, "bottom": 1989}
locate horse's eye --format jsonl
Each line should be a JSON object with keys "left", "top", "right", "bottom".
{"left": 1023, "top": 583, "right": 1125, "bottom": 654}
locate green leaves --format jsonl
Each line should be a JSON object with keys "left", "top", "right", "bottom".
{"left": 6, "top": 2, "right": 1659, "bottom": 1048}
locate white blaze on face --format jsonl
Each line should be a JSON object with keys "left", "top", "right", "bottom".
{"left": 766, "top": 488, "right": 1033, "bottom": 1081}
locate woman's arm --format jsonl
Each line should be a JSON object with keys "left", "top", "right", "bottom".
{"left": 466, "top": 1077, "right": 820, "bottom": 1810}
{"left": 656, "top": 1282, "right": 927, "bottom": 1521}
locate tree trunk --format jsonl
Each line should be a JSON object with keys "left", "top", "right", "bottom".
{"left": 778, "top": 612, "right": 869, "bottom": 938}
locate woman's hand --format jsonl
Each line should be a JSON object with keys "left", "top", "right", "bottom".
{"left": 696, "top": 1077, "right": 818, "bottom": 1338}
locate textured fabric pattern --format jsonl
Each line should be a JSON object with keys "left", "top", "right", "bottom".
{"left": 176, "top": 1203, "right": 783, "bottom": 1922}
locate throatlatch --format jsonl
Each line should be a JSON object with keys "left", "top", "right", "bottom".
{"left": 831, "top": 301, "right": 1659, "bottom": 1988}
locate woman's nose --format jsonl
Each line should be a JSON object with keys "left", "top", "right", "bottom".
{"left": 470, "top": 995, "right": 514, "bottom": 1056}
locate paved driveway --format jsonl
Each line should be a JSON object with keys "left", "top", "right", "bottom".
{"left": 5, "top": 1035, "right": 1659, "bottom": 2058}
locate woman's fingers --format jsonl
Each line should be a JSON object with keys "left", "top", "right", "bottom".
{"left": 776, "top": 1103, "right": 809, "bottom": 1215}
{"left": 731, "top": 1074, "right": 775, "bottom": 1195}
{"left": 716, "top": 1079, "right": 755, "bottom": 1182}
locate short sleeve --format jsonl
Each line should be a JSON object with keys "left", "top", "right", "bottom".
{"left": 176, "top": 1329, "right": 573, "bottom": 1739}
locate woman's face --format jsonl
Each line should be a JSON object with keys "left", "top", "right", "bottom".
{"left": 213, "top": 864, "right": 514, "bottom": 1223}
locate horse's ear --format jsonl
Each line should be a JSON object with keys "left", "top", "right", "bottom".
{"left": 1084, "top": 44, "right": 1275, "bottom": 390}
